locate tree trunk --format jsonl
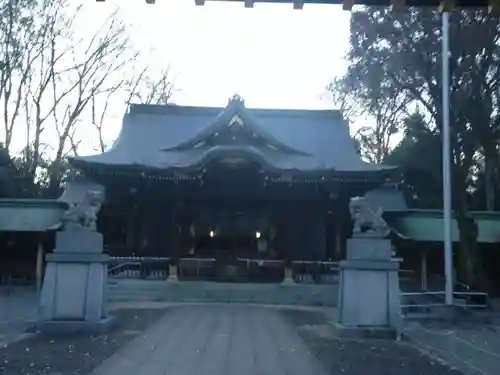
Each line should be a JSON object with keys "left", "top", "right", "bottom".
{"left": 483, "top": 146, "right": 497, "bottom": 211}
{"left": 454, "top": 178, "right": 487, "bottom": 290}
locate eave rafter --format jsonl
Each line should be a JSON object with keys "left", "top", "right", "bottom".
{"left": 344, "top": 0, "right": 500, "bottom": 13}
{"left": 94, "top": 0, "right": 500, "bottom": 13}
{"left": 96, "top": 0, "right": 156, "bottom": 2}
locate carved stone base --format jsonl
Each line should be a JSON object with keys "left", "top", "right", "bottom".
{"left": 336, "top": 238, "right": 401, "bottom": 339}
{"left": 37, "top": 316, "right": 115, "bottom": 334}
{"left": 281, "top": 267, "right": 295, "bottom": 284}
{"left": 168, "top": 264, "right": 178, "bottom": 282}
{"left": 346, "top": 238, "right": 392, "bottom": 260}
{"left": 332, "top": 322, "right": 397, "bottom": 340}
{"left": 38, "top": 229, "right": 111, "bottom": 334}
{"left": 54, "top": 228, "right": 103, "bottom": 253}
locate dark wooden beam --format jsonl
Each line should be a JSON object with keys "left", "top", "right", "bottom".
{"left": 490, "top": 0, "right": 500, "bottom": 15}
{"left": 389, "top": 0, "right": 406, "bottom": 11}
{"left": 438, "top": 0, "right": 455, "bottom": 12}
{"left": 95, "top": 0, "right": 155, "bottom": 2}
{"left": 93, "top": 0, "right": 500, "bottom": 12}
{"left": 342, "top": 0, "right": 354, "bottom": 11}
{"left": 293, "top": 0, "right": 304, "bottom": 9}
{"left": 391, "top": 0, "right": 406, "bottom": 6}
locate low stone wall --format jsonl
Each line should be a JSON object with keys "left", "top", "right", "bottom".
{"left": 108, "top": 280, "right": 338, "bottom": 307}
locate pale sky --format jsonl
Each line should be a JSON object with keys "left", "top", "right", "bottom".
{"left": 90, "top": 0, "right": 350, "bottom": 109}
{"left": 7, "top": 0, "right": 354, "bottom": 155}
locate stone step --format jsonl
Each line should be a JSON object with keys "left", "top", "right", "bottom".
{"left": 107, "top": 280, "right": 338, "bottom": 307}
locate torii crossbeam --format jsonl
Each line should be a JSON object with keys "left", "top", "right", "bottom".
{"left": 95, "top": 0, "right": 500, "bottom": 13}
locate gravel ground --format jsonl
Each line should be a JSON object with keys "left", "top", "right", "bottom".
{"left": 281, "top": 309, "right": 465, "bottom": 375}
{"left": 0, "top": 308, "right": 169, "bottom": 375}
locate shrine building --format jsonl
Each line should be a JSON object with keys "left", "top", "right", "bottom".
{"left": 68, "top": 95, "right": 398, "bottom": 263}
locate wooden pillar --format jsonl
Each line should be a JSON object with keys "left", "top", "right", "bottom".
{"left": 138, "top": 205, "right": 153, "bottom": 256}
{"left": 333, "top": 197, "right": 347, "bottom": 260}
{"left": 335, "top": 218, "right": 343, "bottom": 260}
{"left": 420, "top": 249, "right": 428, "bottom": 291}
{"left": 126, "top": 202, "right": 138, "bottom": 255}
{"left": 36, "top": 241, "right": 44, "bottom": 294}
{"left": 166, "top": 202, "right": 182, "bottom": 278}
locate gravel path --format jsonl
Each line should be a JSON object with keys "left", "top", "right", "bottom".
{"left": 0, "top": 286, "right": 38, "bottom": 345}
{"left": 0, "top": 308, "right": 169, "bottom": 375}
{"left": 1, "top": 305, "right": 475, "bottom": 375}
{"left": 281, "top": 309, "right": 465, "bottom": 375}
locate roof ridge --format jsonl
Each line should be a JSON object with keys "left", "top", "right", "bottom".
{"left": 128, "top": 103, "right": 344, "bottom": 120}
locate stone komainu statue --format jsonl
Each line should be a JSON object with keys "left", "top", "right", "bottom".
{"left": 62, "top": 190, "right": 104, "bottom": 231}
{"left": 349, "top": 196, "right": 390, "bottom": 238}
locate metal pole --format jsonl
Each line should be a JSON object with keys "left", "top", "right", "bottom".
{"left": 441, "top": 11, "right": 454, "bottom": 306}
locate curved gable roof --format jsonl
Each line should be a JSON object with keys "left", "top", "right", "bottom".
{"left": 70, "top": 98, "right": 396, "bottom": 174}
{"left": 166, "top": 96, "right": 309, "bottom": 156}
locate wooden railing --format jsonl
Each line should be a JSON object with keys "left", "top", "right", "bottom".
{"left": 291, "top": 260, "right": 339, "bottom": 284}
{"left": 0, "top": 264, "right": 36, "bottom": 286}
{"left": 107, "top": 256, "right": 425, "bottom": 288}
{"left": 177, "top": 257, "right": 284, "bottom": 282}
{"left": 108, "top": 256, "right": 170, "bottom": 279}
{"left": 108, "top": 257, "right": 340, "bottom": 284}
{"left": 178, "top": 257, "right": 216, "bottom": 280}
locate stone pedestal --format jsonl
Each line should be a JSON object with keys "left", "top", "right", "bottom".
{"left": 38, "top": 228, "right": 114, "bottom": 333}
{"left": 334, "top": 238, "right": 401, "bottom": 339}
{"left": 282, "top": 266, "right": 295, "bottom": 284}
{"left": 168, "top": 263, "right": 178, "bottom": 281}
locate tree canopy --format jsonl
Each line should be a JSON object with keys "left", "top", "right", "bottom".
{"left": 0, "top": 0, "right": 178, "bottom": 197}
{"left": 331, "top": 7, "right": 500, "bottom": 288}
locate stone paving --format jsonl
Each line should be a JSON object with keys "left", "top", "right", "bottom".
{"left": 90, "top": 304, "right": 329, "bottom": 375}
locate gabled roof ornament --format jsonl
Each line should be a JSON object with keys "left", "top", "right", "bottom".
{"left": 228, "top": 114, "right": 244, "bottom": 128}
{"left": 228, "top": 94, "right": 245, "bottom": 105}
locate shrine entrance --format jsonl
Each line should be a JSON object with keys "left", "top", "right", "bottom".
{"left": 194, "top": 232, "right": 259, "bottom": 259}
{"left": 177, "top": 204, "right": 284, "bottom": 281}
{"left": 190, "top": 209, "right": 275, "bottom": 256}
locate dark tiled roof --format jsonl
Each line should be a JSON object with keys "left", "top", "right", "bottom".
{"left": 70, "top": 98, "right": 396, "bottom": 174}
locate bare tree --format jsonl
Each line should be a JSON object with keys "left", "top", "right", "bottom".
{"left": 0, "top": 0, "right": 134, "bottom": 189}
{"left": 0, "top": 0, "right": 48, "bottom": 151}
{"left": 328, "top": 75, "right": 410, "bottom": 164}
{"left": 91, "top": 65, "right": 177, "bottom": 153}
{"left": 45, "top": 9, "right": 132, "bottom": 189}
{"left": 24, "top": 0, "right": 78, "bottom": 178}
{"left": 126, "top": 66, "right": 177, "bottom": 106}
{"left": 91, "top": 83, "right": 122, "bottom": 153}
{"left": 0, "top": 0, "right": 169, "bottom": 190}
{"left": 327, "top": 77, "right": 360, "bottom": 122}
{"left": 353, "top": 95, "right": 410, "bottom": 164}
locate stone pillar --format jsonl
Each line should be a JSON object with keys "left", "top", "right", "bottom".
{"left": 334, "top": 196, "right": 401, "bottom": 339}
{"left": 168, "top": 262, "right": 178, "bottom": 281}
{"left": 334, "top": 238, "right": 401, "bottom": 339}
{"left": 38, "top": 227, "right": 113, "bottom": 333}
{"left": 282, "top": 265, "right": 295, "bottom": 284}
{"left": 36, "top": 241, "right": 44, "bottom": 294}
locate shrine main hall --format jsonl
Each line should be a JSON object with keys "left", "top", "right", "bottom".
{"left": 68, "top": 96, "right": 397, "bottom": 263}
